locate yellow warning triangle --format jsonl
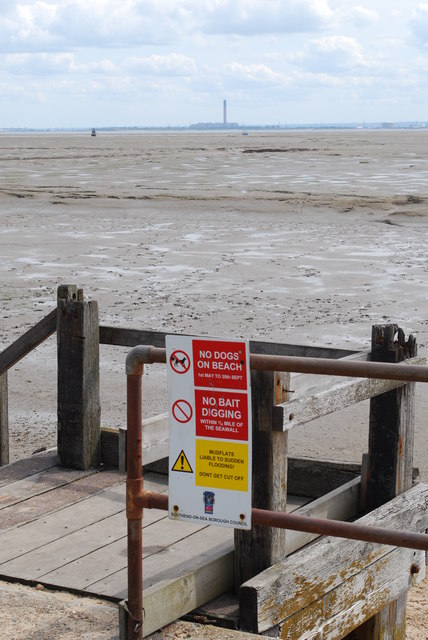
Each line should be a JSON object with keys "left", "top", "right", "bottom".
{"left": 171, "top": 450, "right": 193, "bottom": 473}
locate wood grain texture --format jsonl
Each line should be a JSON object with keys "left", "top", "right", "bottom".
{"left": 0, "top": 308, "right": 56, "bottom": 376}
{"left": 0, "top": 372, "right": 9, "bottom": 466}
{"left": 239, "top": 483, "right": 428, "bottom": 635}
{"left": 57, "top": 286, "right": 101, "bottom": 469}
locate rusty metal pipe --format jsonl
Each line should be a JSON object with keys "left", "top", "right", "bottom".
{"left": 126, "top": 373, "right": 144, "bottom": 640}
{"left": 138, "top": 490, "right": 428, "bottom": 552}
{"left": 128, "top": 345, "right": 428, "bottom": 383}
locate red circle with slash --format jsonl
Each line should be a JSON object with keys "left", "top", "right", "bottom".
{"left": 170, "top": 350, "right": 191, "bottom": 374}
{"left": 172, "top": 399, "right": 193, "bottom": 423}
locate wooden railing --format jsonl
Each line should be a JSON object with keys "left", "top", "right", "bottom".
{"left": 0, "top": 284, "right": 355, "bottom": 468}
{"left": 0, "top": 309, "right": 57, "bottom": 465}
{"left": 1, "top": 284, "right": 425, "bottom": 639}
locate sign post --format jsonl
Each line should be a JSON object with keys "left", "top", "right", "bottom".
{"left": 166, "top": 336, "right": 252, "bottom": 529}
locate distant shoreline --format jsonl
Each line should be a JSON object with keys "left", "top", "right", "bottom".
{"left": 1, "top": 120, "right": 428, "bottom": 133}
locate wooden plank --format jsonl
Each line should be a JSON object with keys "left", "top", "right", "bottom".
{"left": 354, "top": 325, "right": 417, "bottom": 639}
{"left": 280, "top": 354, "right": 425, "bottom": 431}
{"left": 119, "top": 413, "right": 170, "bottom": 471}
{"left": 279, "top": 547, "right": 425, "bottom": 640}
{"left": 239, "top": 482, "right": 428, "bottom": 634}
{"left": 0, "top": 466, "right": 98, "bottom": 510}
{"left": 37, "top": 517, "right": 210, "bottom": 591}
{"left": 5, "top": 509, "right": 170, "bottom": 589}
{"left": 57, "top": 285, "right": 101, "bottom": 470}
{"left": 142, "top": 546, "right": 234, "bottom": 637}
{"left": 0, "top": 308, "right": 57, "bottom": 376}
{"left": 99, "top": 325, "right": 356, "bottom": 359}
{"left": 287, "top": 457, "right": 360, "bottom": 498}
{"left": 89, "top": 525, "right": 234, "bottom": 600}
{"left": 0, "top": 483, "right": 125, "bottom": 564}
{"left": 0, "top": 468, "right": 124, "bottom": 531}
{"left": 285, "top": 476, "right": 360, "bottom": 556}
{"left": 0, "top": 450, "right": 58, "bottom": 487}
{"left": 366, "top": 325, "right": 417, "bottom": 509}
{"left": 0, "top": 372, "right": 9, "bottom": 466}
{"left": 0, "top": 510, "right": 127, "bottom": 579}
{"left": 234, "top": 370, "right": 289, "bottom": 587}
{"left": 289, "top": 350, "right": 370, "bottom": 401}
{"left": 0, "top": 472, "right": 163, "bottom": 563}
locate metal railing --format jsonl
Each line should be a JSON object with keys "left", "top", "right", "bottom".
{"left": 125, "top": 345, "right": 428, "bottom": 640}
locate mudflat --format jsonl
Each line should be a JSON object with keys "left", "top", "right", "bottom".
{"left": 1, "top": 129, "right": 428, "bottom": 638}
{"left": 1, "top": 129, "right": 428, "bottom": 474}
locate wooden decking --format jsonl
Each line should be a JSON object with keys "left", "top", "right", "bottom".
{"left": 0, "top": 450, "right": 312, "bottom": 636}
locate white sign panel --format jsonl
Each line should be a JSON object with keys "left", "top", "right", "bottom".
{"left": 166, "top": 335, "right": 252, "bottom": 529}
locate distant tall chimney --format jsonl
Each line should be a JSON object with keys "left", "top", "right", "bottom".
{"left": 223, "top": 99, "right": 227, "bottom": 126}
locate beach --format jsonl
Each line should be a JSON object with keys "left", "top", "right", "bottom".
{"left": 1, "top": 129, "right": 428, "bottom": 638}
{"left": 1, "top": 129, "right": 428, "bottom": 475}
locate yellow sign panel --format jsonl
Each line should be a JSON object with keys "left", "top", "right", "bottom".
{"left": 195, "top": 439, "right": 248, "bottom": 491}
{"left": 171, "top": 449, "right": 193, "bottom": 473}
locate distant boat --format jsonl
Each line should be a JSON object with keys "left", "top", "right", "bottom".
{"left": 91, "top": 128, "right": 96, "bottom": 137}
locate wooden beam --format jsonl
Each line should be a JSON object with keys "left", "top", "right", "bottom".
{"left": 281, "top": 355, "right": 425, "bottom": 431}
{"left": 284, "top": 476, "right": 360, "bottom": 556}
{"left": 234, "top": 370, "right": 289, "bottom": 588}
{"left": 0, "top": 372, "right": 9, "bottom": 466}
{"left": 0, "top": 308, "right": 56, "bottom": 376}
{"left": 57, "top": 285, "right": 101, "bottom": 470}
{"left": 287, "top": 457, "right": 360, "bottom": 498}
{"left": 353, "top": 325, "right": 417, "bottom": 639}
{"left": 239, "top": 482, "right": 428, "bottom": 635}
{"left": 116, "top": 413, "right": 169, "bottom": 471}
{"left": 289, "top": 350, "right": 370, "bottom": 401}
{"left": 99, "top": 325, "right": 356, "bottom": 359}
{"left": 141, "top": 547, "right": 234, "bottom": 637}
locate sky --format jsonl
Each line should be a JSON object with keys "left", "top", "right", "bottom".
{"left": 2, "top": 1, "right": 428, "bottom": 128}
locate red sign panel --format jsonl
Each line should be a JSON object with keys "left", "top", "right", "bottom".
{"left": 192, "top": 339, "right": 248, "bottom": 390}
{"left": 194, "top": 389, "right": 249, "bottom": 440}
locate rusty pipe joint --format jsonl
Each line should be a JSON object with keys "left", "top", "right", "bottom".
{"left": 126, "top": 478, "right": 144, "bottom": 520}
{"left": 137, "top": 490, "right": 169, "bottom": 511}
{"left": 125, "top": 345, "right": 153, "bottom": 376}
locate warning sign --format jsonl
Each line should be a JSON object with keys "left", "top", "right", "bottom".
{"left": 171, "top": 450, "right": 193, "bottom": 473}
{"left": 195, "top": 440, "right": 248, "bottom": 491}
{"left": 195, "top": 389, "right": 248, "bottom": 440}
{"left": 166, "top": 335, "right": 252, "bottom": 530}
{"left": 192, "top": 339, "right": 248, "bottom": 390}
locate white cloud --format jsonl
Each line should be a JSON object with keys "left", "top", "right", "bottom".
{"left": 3, "top": 52, "right": 117, "bottom": 75}
{"left": 409, "top": 3, "right": 428, "bottom": 44}
{"left": 346, "top": 5, "right": 379, "bottom": 27}
{"left": 221, "top": 62, "right": 289, "bottom": 86}
{"left": 293, "top": 35, "right": 371, "bottom": 73}
{"left": 0, "top": 0, "right": 336, "bottom": 52}
{"left": 126, "top": 53, "right": 196, "bottom": 76}
{"left": 200, "top": 0, "right": 334, "bottom": 35}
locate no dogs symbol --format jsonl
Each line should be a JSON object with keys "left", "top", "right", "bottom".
{"left": 170, "top": 350, "right": 191, "bottom": 374}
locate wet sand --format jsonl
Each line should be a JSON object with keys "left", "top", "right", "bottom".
{"left": 1, "top": 129, "right": 428, "bottom": 481}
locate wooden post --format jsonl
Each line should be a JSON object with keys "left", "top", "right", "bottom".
{"left": 0, "top": 372, "right": 9, "bottom": 466}
{"left": 57, "top": 285, "right": 101, "bottom": 470}
{"left": 234, "top": 369, "right": 289, "bottom": 588}
{"left": 349, "top": 324, "right": 416, "bottom": 640}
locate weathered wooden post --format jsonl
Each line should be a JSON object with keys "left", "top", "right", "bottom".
{"left": 57, "top": 285, "right": 101, "bottom": 469}
{"left": 351, "top": 324, "right": 416, "bottom": 640}
{"left": 0, "top": 372, "right": 8, "bottom": 466}
{"left": 234, "top": 369, "right": 289, "bottom": 587}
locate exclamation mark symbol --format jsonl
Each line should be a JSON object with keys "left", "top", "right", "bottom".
{"left": 181, "top": 454, "right": 184, "bottom": 470}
